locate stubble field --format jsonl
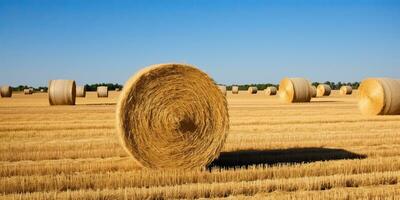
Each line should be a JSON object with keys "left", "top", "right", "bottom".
{"left": 1, "top": 90, "right": 400, "bottom": 199}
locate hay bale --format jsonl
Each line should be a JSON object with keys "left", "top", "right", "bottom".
{"left": 218, "top": 85, "right": 227, "bottom": 96}
{"left": 317, "top": 84, "right": 331, "bottom": 97}
{"left": 76, "top": 86, "right": 86, "bottom": 97}
{"left": 23, "top": 88, "right": 33, "bottom": 95}
{"left": 248, "top": 86, "right": 258, "bottom": 94}
{"left": 48, "top": 80, "right": 76, "bottom": 105}
{"left": 0, "top": 85, "right": 12, "bottom": 97}
{"left": 358, "top": 78, "right": 400, "bottom": 115}
{"left": 279, "top": 77, "right": 312, "bottom": 103}
{"left": 97, "top": 86, "right": 108, "bottom": 98}
{"left": 40, "top": 89, "right": 44, "bottom": 92}
{"left": 232, "top": 86, "right": 239, "bottom": 94}
{"left": 116, "top": 63, "right": 229, "bottom": 169}
{"left": 340, "top": 85, "right": 352, "bottom": 95}
{"left": 115, "top": 88, "right": 120, "bottom": 91}
{"left": 310, "top": 85, "right": 317, "bottom": 98}
{"left": 265, "top": 86, "right": 277, "bottom": 95}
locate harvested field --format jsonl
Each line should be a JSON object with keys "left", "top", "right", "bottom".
{"left": 1, "top": 90, "right": 400, "bottom": 199}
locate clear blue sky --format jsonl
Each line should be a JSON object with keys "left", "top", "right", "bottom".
{"left": 1, "top": 0, "right": 399, "bottom": 87}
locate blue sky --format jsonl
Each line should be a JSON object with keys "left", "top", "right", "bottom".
{"left": 0, "top": 0, "right": 399, "bottom": 87}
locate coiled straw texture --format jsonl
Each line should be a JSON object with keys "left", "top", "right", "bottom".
{"left": 265, "top": 86, "right": 277, "bottom": 95}
{"left": 340, "top": 85, "right": 352, "bottom": 95}
{"left": 97, "top": 86, "right": 108, "bottom": 98}
{"left": 248, "top": 86, "right": 258, "bottom": 94}
{"left": 279, "top": 78, "right": 312, "bottom": 103}
{"left": 358, "top": 78, "right": 400, "bottom": 115}
{"left": 317, "top": 84, "right": 331, "bottom": 97}
{"left": 48, "top": 80, "right": 76, "bottom": 105}
{"left": 232, "top": 86, "right": 239, "bottom": 94}
{"left": 0, "top": 85, "right": 12, "bottom": 97}
{"left": 116, "top": 63, "right": 230, "bottom": 170}
{"left": 76, "top": 86, "right": 86, "bottom": 97}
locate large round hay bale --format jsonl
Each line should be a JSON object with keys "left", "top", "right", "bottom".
{"left": 340, "top": 85, "right": 352, "bottom": 95}
{"left": 23, "top": 88, "right": 33, "bottom": 95}
{"left": 310, "top": 85, "right": 317, "bottom": 97}
{"left": 0, "top": 85, "right": 12, "bottom": 97}
{"left": 279, "top": 77, "right": 312, "bottom": 103}
{"left": 232, "top": 86, "right": 239, "bottom": 94}
{"left": 48, "top": 80, "right": 76, "bottom": 105}
{"left": 265, "top": 86, "right": 277, "bottom": 95}
{"left": 76, "top": 86, "right": 86, "bottom": 97}
{"left": 218, "top": 85, "right": 227, "bottom": 96}
{"left": 116, "top": 63, "right": 229, "bottom": 169}
{"left": 317, "top": 84, "right": 331, "bottom": 97}
{"left": 358, "top": 78, "right": 400, "bottom": 115}
{"left": 97, "top": 86, "right": 108, "bottom": 98}
{"left": 248, "top": 86, "right": 258, "bottom": 94}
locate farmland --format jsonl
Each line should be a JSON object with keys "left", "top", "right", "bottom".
{"left": 1, "top": 90, "right": 400, "bottom": 199}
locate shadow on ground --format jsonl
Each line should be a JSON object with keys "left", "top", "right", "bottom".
{"left": 208, "top": 147, "right": 366, "bottom": 169}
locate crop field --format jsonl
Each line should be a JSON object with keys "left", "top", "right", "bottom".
{"left": 1, "top": 90, "right": 400, "bottom": 199}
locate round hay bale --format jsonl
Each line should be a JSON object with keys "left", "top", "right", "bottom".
{"left": 97, "top": 86, "right": 108, "bottom": 98}
{"left": 317, "top": 84, "right": 331, "bottom": 97}
{"left": 232, "top": 86, "right": 239, "bottom": 94}
{"left": 358, "top": 78, "right": 400, "bottom": 115}
{"left": 48, "top": 80, "right": 76, "bottom": 105}
{"left": 23, "top": 88, "right": 33, "bottom": 95}
{"left": 40, "top": 89, "right": 44, "bottom": 93}
{"left": 265, "top": 86, "right": 277, "bottom": 95}
{"left": 115, "top": 88, "right": 120, "bottom": 91}
{"left": 310, "top": 85, "right": 317, "bottom": 98}
{"left": 0, "top": 85, "right": 12, "bottom": 97}
{"left": 218, "top": 85, "right": 227, "bottom": 96}
{"left": 76, "top": 86, "right": 86, "bottom": 97}
{"left": 116, "top": 63, "right": 229, "bottom": 169}
{"left": 248, "top": 86, "right": 258, "bottom": 94}
{"left": 340, "top": 85, "right": 352, "bottom": 95}
{"left": 279, "top": 77, "right": 312, "bottom": 103}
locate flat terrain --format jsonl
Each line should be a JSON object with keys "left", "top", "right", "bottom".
{"left": 1, "top": 90, "right": 400, "bottom": 199}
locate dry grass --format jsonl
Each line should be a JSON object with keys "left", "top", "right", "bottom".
{"left": 1, "top": 90, "right": 400, "bottom": 199}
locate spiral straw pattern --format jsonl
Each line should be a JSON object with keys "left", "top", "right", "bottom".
{"left": 116, "top": 63, "right": 229, "bottom": 170}
{"left": 248, "top": 86, "right": 258, "bottom": 94}
{"left": 340, "top": 85, "right": 352, "bottom": 95}
{"left": 265, "top": 86, "right": 277, "bottom": 95}
{"left": 279, "top": 78, "right": 312, "bottom": 103}
{"left": 358, "top": 78, "right": 400, "bottom": 115}
{"left": 317, "top": 84, "right": 331, "bottom": 97}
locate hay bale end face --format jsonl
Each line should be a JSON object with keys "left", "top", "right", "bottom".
{"left": 116, "top": 63, "right": 229, "bottom": 170}
{"left": 232, "top": 86, "right": 239, "bottom": 94}
{"left": 48, "top": 80, "right": 76, "bottom": 105}
{"left": 340, "top": 85, "right": 352, "bottom": 95}
{"left": 248, "top": 86, "right": 258, "bottom": 94}
{"left": 279, "top": 77, "right": 312, "bottom": 103}
{"left": 97, "top": 86, "right": 108, "bottom": 98}
{"left": 218, "top": 85, "right": 227, "bottom": 96}
{"left": 265, "top": 86, "right": 277, "bottom": 95}
{"left": 317, "top": 84, "right": 331, "bottom": 97}
{"left": 358, "top": 78, "right": 400, "bottom": 115}
{"left": 76, "top": 86, "right": 86, "bottom": 97}
{"left": 0, "top": 85, "right": 12, "bottom": 97}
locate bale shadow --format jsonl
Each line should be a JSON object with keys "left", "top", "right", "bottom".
{"left": 209, "top": 147, "right": 366, "bottom": 169}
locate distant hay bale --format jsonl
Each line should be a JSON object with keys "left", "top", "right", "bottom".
{"left": 40, "top": 89, "right": 44, "bottom": 93}
{"left": 0, "top": 85, "right": 12, "bottom": 97}
{"left": 97, "top": 86, "right": 108, "bottom": 98}
{"left": 218, "top": 85, "right": 227, "bottom": 96}
{"left": 358, "top": 78, "right": 400, "bottom": 115}
{"left": 23, "top": 89, "right": 33, "bottom": 95}
{"left": 248, "top": 86, "right": 258, "bottom": 94}
{"left": 48, "top": 80, "right": 76, "bottom": 105}
{"left": 265, "top": 86, "right": 277, "bottom": 95}
{"left": 310, "top": 85, "right": 317, "bottom": 98}
{"left": 340, "top": 85, "right": 352, "bottom": 95}
{"left": 115, "top": 88, "right": 120, "bottom": 91}
{"left": 116, "top": 63, "right": 229, "bottom": 169}
{"left": 317, "top": 84, "right": 331, "bottom": 97}
{"left": 76, "top": 86, "right": 86, "bottom": 97}
{"left": 232, "top": 86, "right": 239, "bottom": 94}
{"left": 279, "top": 77, "right": 312, "bottom": 103}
